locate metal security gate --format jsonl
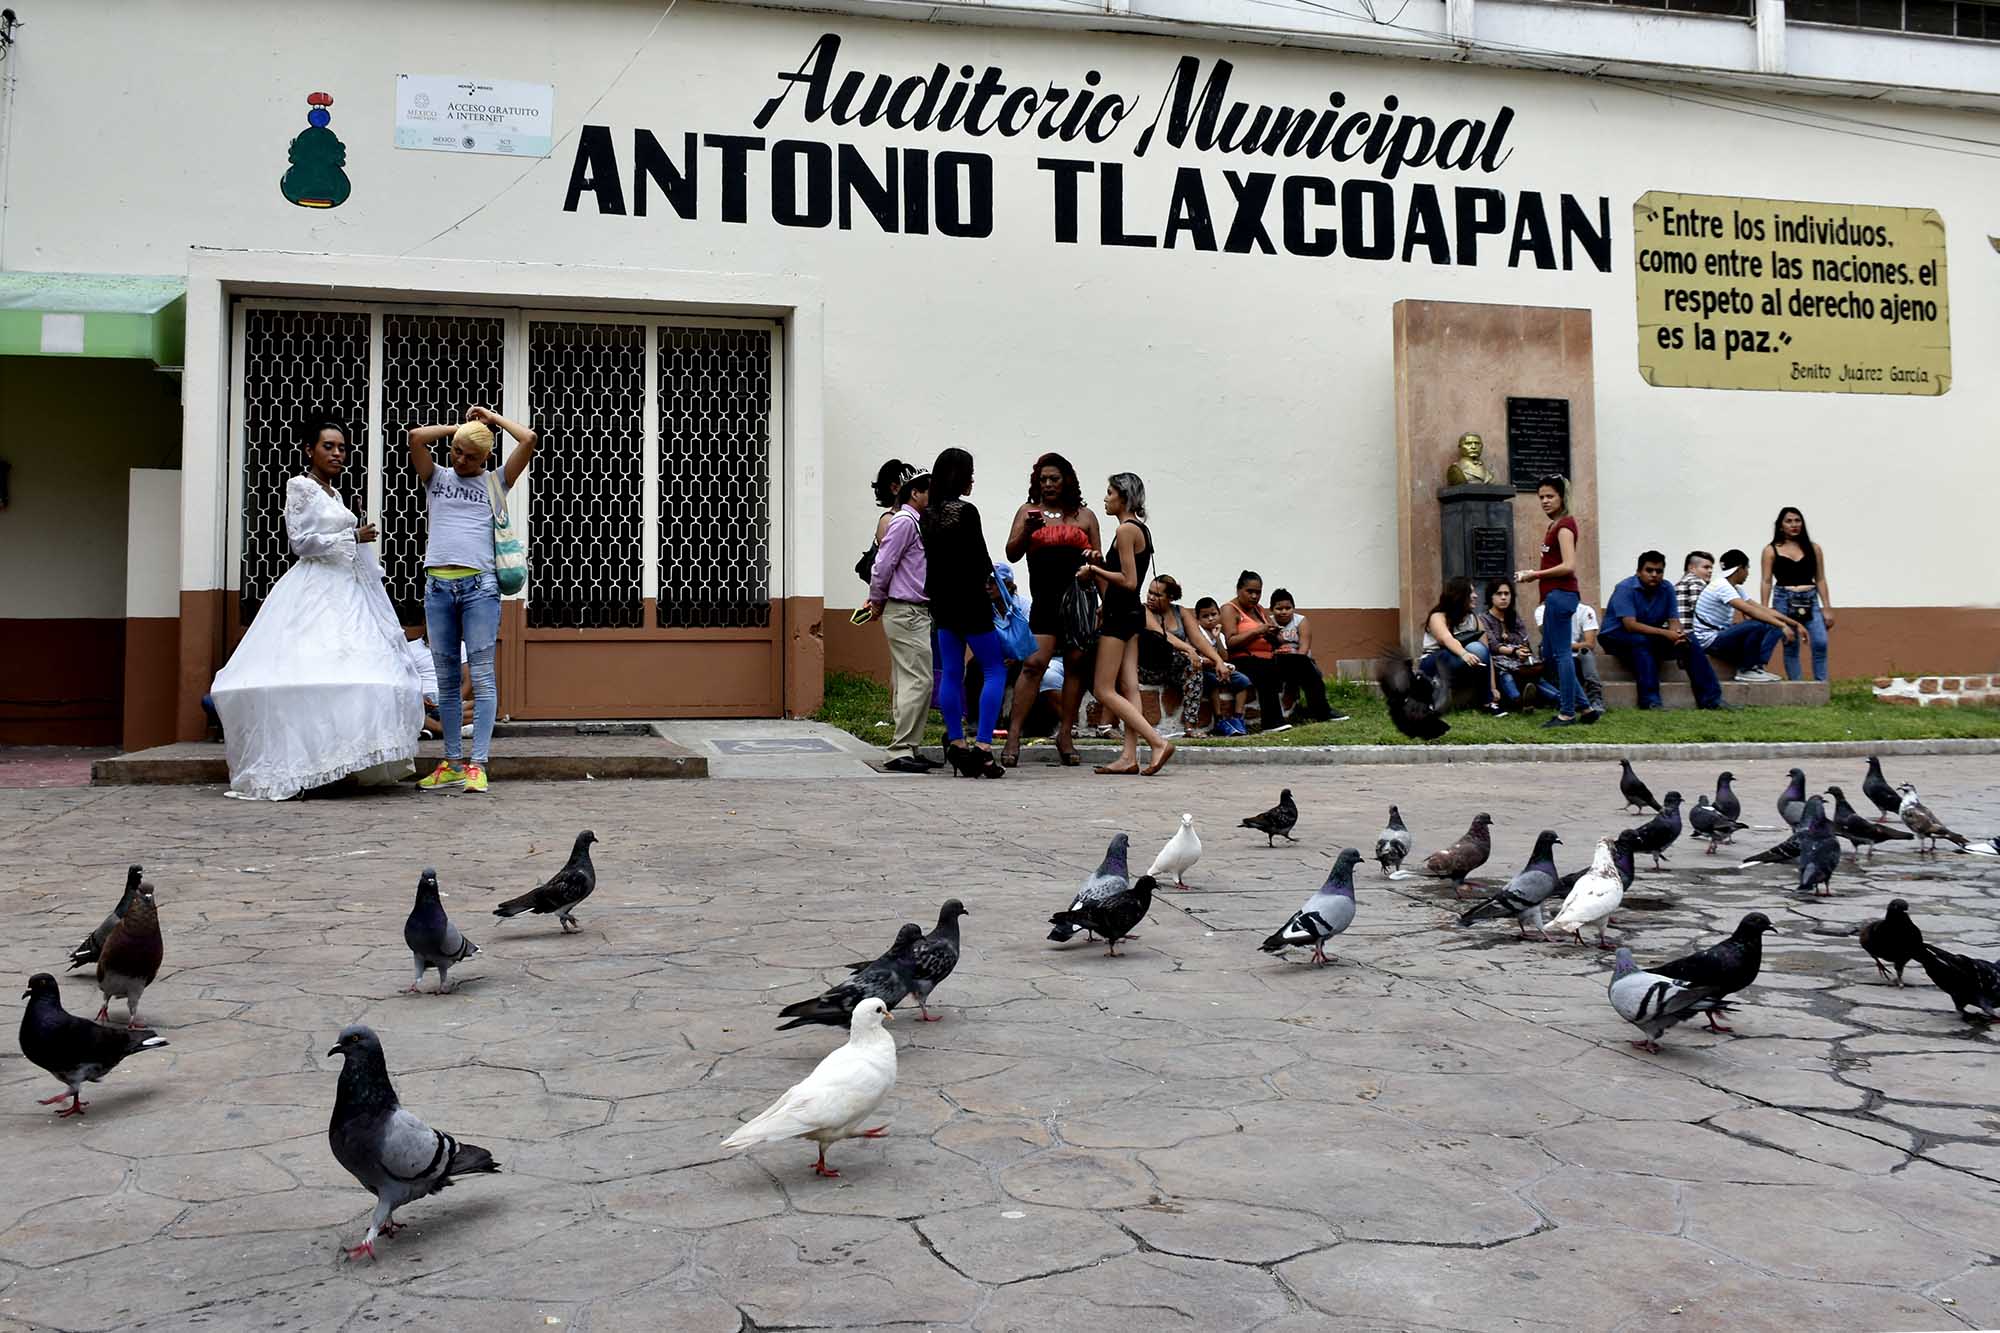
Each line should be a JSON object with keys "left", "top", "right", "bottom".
{"left": 228, "top": 299, "right": 784, "bottom": 717}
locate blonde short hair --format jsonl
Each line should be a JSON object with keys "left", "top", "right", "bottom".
{"left": 452, "top": 422, "right": 496, "bottom": 459}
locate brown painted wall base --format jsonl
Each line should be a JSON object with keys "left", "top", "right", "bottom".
{"left": 123, "top": 617, "right": 181, "bottom": 752}
{"left": 0, "top": 618, "right": 125, "bottom": 745}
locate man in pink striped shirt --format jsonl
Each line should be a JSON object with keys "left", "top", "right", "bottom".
{"left": 865, "top": 471, "right": 935, "bottom": 773}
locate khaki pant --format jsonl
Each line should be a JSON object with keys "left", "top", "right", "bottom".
{"left": 882, "top": 599, "right": 934, "bottom": 756}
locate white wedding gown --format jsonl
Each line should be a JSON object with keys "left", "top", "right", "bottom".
{"left": 211, "top": 475, "right": 423, "bottom": 800}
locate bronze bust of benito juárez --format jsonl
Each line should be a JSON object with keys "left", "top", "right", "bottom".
{"left": 1445, "top": 433, "right": 1499, "bottom": 486}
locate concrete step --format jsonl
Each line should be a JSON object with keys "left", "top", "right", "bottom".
{"left": 93, "top": 733, "right": 707, "bottom": 786}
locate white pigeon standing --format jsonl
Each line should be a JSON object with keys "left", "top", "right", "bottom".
{"left": 1148, "top": 813, "right": 1202, "bottom": 889}
{"left": 1549, "top": 838, "right": 1624, "bottom": 951}
{"left": 722, "top": 996, "right": 897, "bottom": 1179}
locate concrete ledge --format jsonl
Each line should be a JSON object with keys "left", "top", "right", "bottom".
{"left": 1016, "top": 736, "right": 2000, "bottom": 767}
{"left": 93, "top": 732, "right": 707, "bottom": 786}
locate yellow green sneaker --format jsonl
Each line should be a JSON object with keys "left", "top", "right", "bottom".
{"left": 419, "top": 761, "right": 467, "bottom": 791}
{"left": 462, "top": 763, "right": 488, "bottom": 794}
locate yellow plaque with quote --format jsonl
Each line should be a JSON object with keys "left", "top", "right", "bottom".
{"left": 1634, "top": 191, "right": 1949, "bottom": 395}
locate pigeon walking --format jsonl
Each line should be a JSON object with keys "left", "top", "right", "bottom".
{"left": 1648, "top": 912, "right": 1774, "bottom": 1033}
{"left": 1626, "top": 792, "right": 1685, "bottom": 870}
{"left": 404, "top": 869, "right": 479, "bottom": 994}
{"left": 96, "top": 881, "right": 162, "bottom": 1028}
{"left": 780, "top": 924, "right": 919, "bottom": 1030}
{"left": 19, "top": 973, "right": 168, "bottom": 1118}
{"left": 1741, "top": 832, "right": 1800, "bottom": 867}
{"left": 1049, "top": 834, "right": 1131, "bottom": 943}
{"left": 1688, "top": 796, "right": 1747, "bottom": 854}
{"left": 1048, "top": 875, "right": 1154, "bottom": 957}
{"left": 1148, "top": 814, "right": 1202, "bottom": 890}
{"left": 1239, "top": 789, "right": 1300, "bottom": 847}
{"left": 1897, "top": 785, "right": 1969, "bottom": 855}
{"left": 1459, "top": 830, "right": 1563, "bottom": 939}
{"left": 1374, "top": 806, "right": 1413, "bottom": 877}
{"left": 1825, "top": 786, "right": 1912, "bottom": 859}
{"left": 493, "top": 830, "right": 598, "bottom": 931}
{"left": 1861, "top": 756, "right": 1901, "bottom": 822}
{"left": 1261, "top": 849, "right": 1361, "bottom": 965}
{"left": 1607, "top": 948, "right": 1734, "bottom": 1053}
{"left": 1618, "top": 760, "right": 1662, "bottom": 814}
{"left": 1378, "top": 661, "right": 1449, "bottom": 740}
{"left": 1859, "top": 899, "right": 1922, "bottom": 987}
{"left": 1912, "top": 943, "right": 2000, "bottom": 1021}
{"left": 326, "top": 1025, "right": 499, "bottom": 1261}
{"left": 1549, "top": 839, "right": 1623, "bottom": 950}
{"left": 67, "top": 865, "right": 142, "bottom": 972}
{"left": 1712, "top": 772, "right": 1742, "bottom": 823}
{"left": 1561, "top": 830, "right": 1637, "bottom": 896}
{"left": 904, "top": 900, "right": 966, "bottom": 1022}
{"left": 1423, "top": 813, "right": 1494, "bottom": 892}
{"left": 1777, "top": 768, "right": 1808, "bottom": 829}
{"left": 723, "top": 997, "right": 898, "bottom": 1177}
{"left": 1795, "top": 797, "right": 1841, "bottom": 897}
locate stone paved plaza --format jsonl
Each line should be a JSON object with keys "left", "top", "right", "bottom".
{"left": 1, "top": 755, "right": 1998, "bottom": 1332}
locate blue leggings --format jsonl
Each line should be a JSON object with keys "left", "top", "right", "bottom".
{"left": 936, "top": 627, "right": 1007, "bottom": 744}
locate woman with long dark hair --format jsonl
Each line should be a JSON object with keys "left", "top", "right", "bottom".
{"left": 1078, "top": 473, "right": 1174, "bottom": 775}
{"left": 1477, "top": 579, "right": 1539, "bottom": 714}
{"left": 1760, "top": 506, "right": 1833, "bottom": 682}
{"left": 1001, "top": 452, "right": 1099, "bottom": 767}
{"left": 1514, "top": 474, "right": 1593, "bottom": 727}
{"left": 1414, "top": 577, "right": 1488, "bottom": 711}
{"left": 921, "top": 447, "right": 1008, "bottom": 777}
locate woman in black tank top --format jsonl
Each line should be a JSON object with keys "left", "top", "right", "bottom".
{"left": 1076, "top": 473, "right": 1174, "bottom": 776}
{"left": 1759, "top": 506, "right": 1833, "bottom": 682}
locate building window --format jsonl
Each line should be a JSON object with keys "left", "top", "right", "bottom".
{"left": 1563, "top": 0, "right": 1757, "bottom": 18}
{"left": 1785, "top": 0, "right": 2000, "bottom": 35}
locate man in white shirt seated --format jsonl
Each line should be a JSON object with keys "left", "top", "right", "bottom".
{"left": 1534, "top": 599, "right": 1607, "bottom": 715}
{"left": 1693, "top": 549, "right": 1795, "bottom": 683}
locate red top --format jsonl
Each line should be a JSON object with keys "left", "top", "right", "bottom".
{"left": 1539, "top": 516, "right": 1580, "bottom": 599}
{"left": 1225, "top": 601, "right": 1276, "bottom": 658}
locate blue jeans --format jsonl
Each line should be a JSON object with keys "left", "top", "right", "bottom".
{"left": 1540, "top": 589, "right": 1583, "bottom": 716}
{"left": 424, "top": 572, "right": 501, "bottom": 765}
{"left": 1493, "top": 669, "right": 1524, "bottom": 705}
{"left": 1418, "top": 640, "right": 1490, "bottom": 710}
{"left": 1771, "top": 589, "right": 1828, "bottom": 682}
{"left": 1704, "top": 620, "right": 1783, "bottom": 673}
{"left": 1600, "top": 623, "right": 1724, "bottom": 709}
{"left": 936, "top": 626, "right": 1007, "bottom": 744}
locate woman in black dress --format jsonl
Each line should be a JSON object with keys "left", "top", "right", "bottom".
{"left": 921, "top": 447, "right": 1008, "bottom": 778}
{"left": 1078, "top": 473, "right": 1174, "bottom": 776}
{"left": 1001, "top": 453, "right": 1099, "bottom": 767}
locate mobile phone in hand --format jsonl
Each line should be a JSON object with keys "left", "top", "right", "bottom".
{"left": 850, "top": 605, "right": 875, "bottom": 626}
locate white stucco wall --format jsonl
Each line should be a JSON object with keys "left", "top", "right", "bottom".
{"left": 5, "top": 0, "right": 1996, "bottom": 612}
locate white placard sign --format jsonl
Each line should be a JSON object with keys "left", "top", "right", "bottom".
{"left": 395, "top": 74, "right": 554, "bottom": 158}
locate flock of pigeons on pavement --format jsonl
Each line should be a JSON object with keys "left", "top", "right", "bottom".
{"left": 14, "top": 758, "right": 1999, "bottom": 1261}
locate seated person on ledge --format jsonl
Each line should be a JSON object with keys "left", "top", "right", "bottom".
{"left": 1534, "top": 598, "right": 1607, "bottom": 715}
{"left": 1477, "top": 580, "right": 1541, "bottom": 716}
{"left": 1416, "top": 577, "right": 1489, "bottom": 711}
{"left": 1195, "top": 598, "right": 1253, "bottom": 736}
{"left": 1692, "top": 548, "right": 1793, "bottom": 683}
{"left": 1269, "top": 588, "right": 1342, "bottom": 720}
{"left": 1676, "top": 550, "right": 1714, "bottom": 632}
{"left": 1599, "top": 550, "right": 1727, "bottom": 711}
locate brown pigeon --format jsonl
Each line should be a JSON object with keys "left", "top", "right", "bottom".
{"left": 96, "top": 882, "right": 163, "bottom": 1029}
{"left": 1423, "top": 814, "right": 1493, "bottom": 893}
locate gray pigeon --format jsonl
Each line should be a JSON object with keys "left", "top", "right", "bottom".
{"left": 1777, "top": 768, "right": 1808, "bottom": 829}
{"left": 1607, "top": 947, "right": 1733, "bottom": 1052}
{"left": 1796, "top": 796, "right": 1841, "bottom": 897}
{"left": 493, "top": 830, "right": 598, "bottom": 932}
{"left": 1049, "top": 834, "right": 1130, "bottom": 943}
{"left": 1050, "top": 875, "right": 1153, "bottom": 957}
{"left": 1712, "top": 771, "right": 1742, "bottom": 822}
{"left": 1458, "top": 830, "right": 1562, "bottom": 938}
{"left": 67, "top": 865, "right": 142, "bottom": 972}
{"left": 1261, "top": 850, "right": 1361, "bottom": 966}
{"left": 404, "top": 868, "right": 479, "bottom": 994}
{"left": 905, "top": 900, "right": 966, "bottom": 1023}
{"left": 1374, "top": 806, "right": 1412, "bottom": 876}
{"left": 326, "top": 1025, "right": 499, "bottom": 1261}
{"left": 1240, "top": 789, "right": 1300, "bottom": 847}
{"left": 780, "top": 924, "right": 919, "bottom": 1030}
{"left": 1913, "top": 942, "right": 2000, "bottom": 1021}
{"left": 1688, "top": 796, "right": 1746, "bottom": 854}
{"left": 19, "top": 973, "right": 168, "bottom": 1118}
{"left": 1624, "top": 792, "right": 1684, "bottom": 870}
{"left": 1861, "top": 756, "right": 1901, "bottom": 821}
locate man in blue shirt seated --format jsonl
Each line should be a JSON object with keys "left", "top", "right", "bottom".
{"left": 1600, "top": 550, "right": 1729, "bottom": 710}
{"left": 1692, "top": 548, "right": 1795, "bottom": 683}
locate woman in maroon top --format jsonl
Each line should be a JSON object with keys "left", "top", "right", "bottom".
{"left": 1513, "top": 474, "right": 1594, "bottom": 727}
{"left": 1001, "top": 453, "right": 1099, "bottom": 767}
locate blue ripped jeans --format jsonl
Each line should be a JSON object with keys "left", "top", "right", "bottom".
{"left": 425, "top": 572, "right": 501, "bottom": 765}
{"left": 1771, "top": 588, "right": 1829, "bottom": 682}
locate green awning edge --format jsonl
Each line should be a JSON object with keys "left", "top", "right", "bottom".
{"left": 0, "top": 273, "right": 187, "bottom": 367}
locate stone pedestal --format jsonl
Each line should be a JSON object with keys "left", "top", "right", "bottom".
{"left": 1393, "top": 301, "right": 1598, "bottom": 658}
{"left": 1438, "top": 484, "right": 1516, "bottom": 596}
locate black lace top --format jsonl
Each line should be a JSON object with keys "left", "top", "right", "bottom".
{"left": 921, "top": 499, "right": 997, "bottom": 636}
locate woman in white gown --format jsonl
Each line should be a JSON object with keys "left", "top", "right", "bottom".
{"left": 210, "top": 420, "right": 423, "bottom": 800}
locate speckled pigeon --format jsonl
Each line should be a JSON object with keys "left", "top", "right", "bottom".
{"left": 1374, "top": 806, "right": 1412, "bottom": 877}
{"left": 1897, "top": 785, "right": 1969, "bottom": 855}
{"left": 905, "top": 900, "right": 965, "bottom": 1022}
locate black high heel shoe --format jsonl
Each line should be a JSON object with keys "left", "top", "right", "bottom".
{"left": 975, "top": 746, "right": 1006, "bottom": 779}
{"left": 944, "top": 744, "right": 985, "bottom": 778}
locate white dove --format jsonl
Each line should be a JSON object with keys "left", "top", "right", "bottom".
{"left": 722, "top": 996, "right": 897, "bottom": 1178}
{"left": 1148, "top": 813, "right": 1202, "bottom": 889}
{"left": 1549, "top": 838, "right": 1624, "bottom": 951}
